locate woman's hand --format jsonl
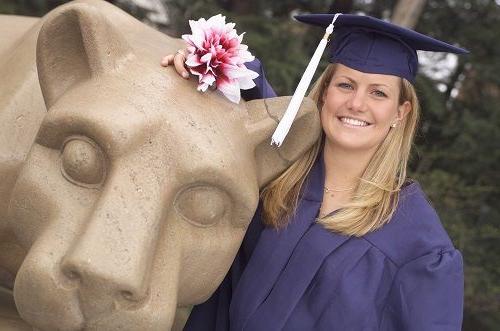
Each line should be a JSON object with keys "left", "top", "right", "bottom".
{"left": 160, "top": 50, "right": 190, "bottom": 79}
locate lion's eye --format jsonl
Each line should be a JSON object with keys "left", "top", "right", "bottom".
{"left": 174, "top": 185, "right": 229, "bottom": 227}
{"left": 61, "top": 137, "right": 105, "bottom": 187}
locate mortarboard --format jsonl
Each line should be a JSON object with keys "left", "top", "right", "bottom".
{"left": 295, "top": 13, "right": 468, "bottom": 84}
{"left": 271, "top": 13, "right": 468, "bottom": 147}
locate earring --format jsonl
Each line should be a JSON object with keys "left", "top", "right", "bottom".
{"left": 391, "top": 123, "right": 397, "bottom": 128}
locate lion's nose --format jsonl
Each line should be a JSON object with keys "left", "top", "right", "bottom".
{"left": 61, "top": 256, "right": 148, "bottom": 303}
{"left": 59, "top": 174, "right": 165, "bottom": 305}
{"left": 60, "top": 229, "right": 151, "bottom": 304}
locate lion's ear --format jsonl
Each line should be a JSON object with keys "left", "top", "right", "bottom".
{"left": 244, "top": 96, "right": 321, "bottom": 188}
{"left": 36, "top": 3, "right": 133, "bottom": 109}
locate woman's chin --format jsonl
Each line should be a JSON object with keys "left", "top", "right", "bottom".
{"left": 324, "top": 132, "right": 378, "bottom": 153}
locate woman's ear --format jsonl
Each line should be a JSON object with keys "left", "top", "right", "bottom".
{"left": 397, "top": 100, "right": 411, "bottom": 121}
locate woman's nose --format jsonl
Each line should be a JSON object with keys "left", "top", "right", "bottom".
{"left": 347, "top": 90, "right": 368, "bottom": 112}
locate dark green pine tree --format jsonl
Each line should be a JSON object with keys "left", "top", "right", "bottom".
{"left": 409, "top": 1, "right": 500, "bottom": 330}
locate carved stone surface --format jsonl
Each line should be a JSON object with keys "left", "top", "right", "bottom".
{"left": 0, "top": 1, "right": 321, "bottom": 329}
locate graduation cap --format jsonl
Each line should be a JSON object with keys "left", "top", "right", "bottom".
{"left": 271, "top": 13, "right": 468, "bottom": 147}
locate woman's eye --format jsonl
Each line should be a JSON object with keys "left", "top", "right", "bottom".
{"left": 60, "top": 137, "right": 105, "bottom": 187}
{"left": 373, "top": 90, "right": 388, "bottom": 98}
{"left": 337, "top": 82, "right": 353, "bottom": 90}
{"left": 174, "top": 185, "right": 230, "bottom": 227}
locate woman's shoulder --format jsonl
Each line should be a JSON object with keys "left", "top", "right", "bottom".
{"left": 363, "top": 180, "right": 457, "bottom": 267}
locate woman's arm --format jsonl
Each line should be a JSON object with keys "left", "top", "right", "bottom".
{"left": 380, "top": 249, "right": 464, "bottom": 331}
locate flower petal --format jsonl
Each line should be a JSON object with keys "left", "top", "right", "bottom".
{"left": 181, "top": 14, "right": 259, "bottom": 103}
{"left": 197, "top": 82, "right": 210, "bottom": 92}
{"left": 185, "top": 54, "right": 202, "bottom": 67}
{"left": 239, "top": 79, "right": 256, "bottom": 90}
{"left": 188, "top": 19, "right": 208, "bottom": 50}
{"left": 201, "top": 73, "right": 216, "bottom": 86}
{"left": 221, "top": 63, "right": 258, "bottom": 80}
{"left": 200, "top": 52, "right": 212, "bottom": 63}
{"left": 217, "top": 78, "right": 241, "bottom": 104}
{"left": 189, "top": 67, "right": 204, "bottom": 79}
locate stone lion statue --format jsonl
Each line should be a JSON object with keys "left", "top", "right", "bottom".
{"left": 0, "top": 0, "right": 320, "bottom": 330}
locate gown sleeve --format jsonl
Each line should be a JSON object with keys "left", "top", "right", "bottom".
{"left": 380, "top": 249, "right": 464, "bottom": 331}
{"left": 241, "top": 58, "right": 277, "bottom": 100}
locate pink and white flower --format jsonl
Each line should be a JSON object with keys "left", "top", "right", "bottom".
{"left": 182, "top": 14, "right": 259, "bottom": 104}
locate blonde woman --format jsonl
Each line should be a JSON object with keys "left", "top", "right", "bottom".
{"left": 163, "top": 14, "right": 467, "bottom": 331}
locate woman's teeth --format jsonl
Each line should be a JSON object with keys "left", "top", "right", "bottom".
{"left": 340, "top": 117, "right": 369, "bottom": 127}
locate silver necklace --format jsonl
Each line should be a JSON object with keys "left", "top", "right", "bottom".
{"left": 323, "top": 185, "right": 355, "bottom": 198}
{"left": 324, "top": 185, "right": 355, "bottom": 193}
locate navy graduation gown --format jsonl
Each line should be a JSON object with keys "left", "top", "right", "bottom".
{"left": 185, "top": 60, "right": 463, "bottom": 330}
{"left": 241, "top": 58, "right": 277, "bottom": 100}
{"left": 184, "top": 151, "right": 464, "bottom": 331}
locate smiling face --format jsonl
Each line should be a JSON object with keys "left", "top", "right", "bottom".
{"left": 320, "top": 64, "right": 410, "bottom": 153}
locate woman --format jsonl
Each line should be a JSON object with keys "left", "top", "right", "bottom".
{"left": 163, "top": 13, "right": 466, "bottom": 331}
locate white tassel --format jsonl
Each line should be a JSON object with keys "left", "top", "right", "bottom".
{"left": 271, "top": 13, "right": 341, "bottom": 147}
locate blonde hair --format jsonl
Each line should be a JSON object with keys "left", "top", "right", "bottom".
{"left": 261, "top": 64, "right": 420, "bottom": 236}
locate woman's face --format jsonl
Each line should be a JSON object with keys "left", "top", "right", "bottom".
{"left": 321, "top": 64, "right": 410, "bottom": 153}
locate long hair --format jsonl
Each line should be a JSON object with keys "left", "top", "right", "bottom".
{"left": 261, "top": 64, "right": 420, "bottom": 236}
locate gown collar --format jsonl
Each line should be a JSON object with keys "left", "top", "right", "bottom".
{"left": 230, "top": 150, "right": 351, "bottom": 330}
{"left": 230, "top": 148, "right": 426, "bottom": 330}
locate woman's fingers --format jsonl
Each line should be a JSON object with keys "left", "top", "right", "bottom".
{"left": 160, "top": 51, "right": 190, "bottom": 79}
{"left": 160, "top": 54, "right": 174, "bottom": 67}
{"left": 174, "top": 51, "right": 190, "bottom": 78}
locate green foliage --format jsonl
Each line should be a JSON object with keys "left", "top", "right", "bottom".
{"left": 410, "top": 1, "right": 500, "bottom": 329}
{"left": 0, "top": 1, "right": 16, "bottom": 14}
{"left": 0, "top": 0, "right": 51, "bottom": 16}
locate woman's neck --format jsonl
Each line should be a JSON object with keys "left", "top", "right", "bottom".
{"left": 322, "top": 140, "right": 376, "bottom": 189}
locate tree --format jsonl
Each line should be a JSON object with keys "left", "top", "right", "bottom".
{"left": 408, "top": 1, "right": 500, "bottom": 329}
{"left": 391, "top": 0, "right": 427, "bottom": 28}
